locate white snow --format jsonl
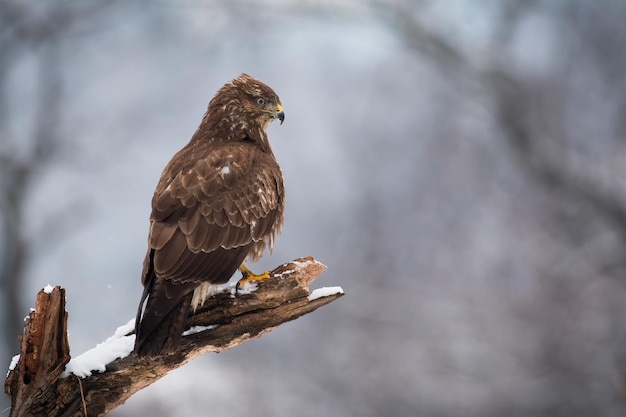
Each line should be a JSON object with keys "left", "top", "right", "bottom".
{"left": 274, "top": 258, "right": 315, "bottom": 278}
{"left": 43, "top": 284, "right": 54, "bottom": 294}
{"left": 182, "top": 324, "right": 219, "bottom": 336}
{"left": 292, "top": 259, "right": 313, "bottom": 270}
{"left": 62, "top": 319, "right": 136, "bottom": 378}
{"left": 7, "top": 354, "right": 20, "bottom": 376}
{"left": 234, "top": 281, "right": 258, "bottom": 295}
{"left": 308, "top": 286, "right": 344, "bottom": 301}
{"left": 220, "top": 165, "right": 230, "bottom": 176}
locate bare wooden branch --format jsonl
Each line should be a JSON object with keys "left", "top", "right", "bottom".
{"left": 4, "top": 257, "right": 342, "bottom": 417}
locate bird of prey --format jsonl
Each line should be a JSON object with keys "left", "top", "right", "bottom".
{"left": 134, "top": 74, "right": 285, "bottom": 357}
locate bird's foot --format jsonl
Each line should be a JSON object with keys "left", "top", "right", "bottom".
{"left": 236, "top": 264, "right": 271, "bottom": 293}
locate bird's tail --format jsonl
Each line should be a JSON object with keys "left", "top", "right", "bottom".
{"left": 134, "top": 270, "right": 195, "bottom": 357}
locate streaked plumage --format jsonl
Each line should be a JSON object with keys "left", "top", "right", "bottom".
{"left": 134, "top": 74, "right": 285, "bottom": 357}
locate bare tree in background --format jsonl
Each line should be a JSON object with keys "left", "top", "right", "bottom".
{"left": 354, "top": 0, "right": 626, "bottom": 414}
{"left": 2, "top": 1, "right": 66, "bottom": 356}
{"left": 0, "top": 0, "right": 134, "bottom": 374}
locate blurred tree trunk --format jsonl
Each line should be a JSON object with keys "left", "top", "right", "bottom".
{"left": 1, "top": 36, "right": 63, "bottom": 360}
{"left": 364, "top": 0, "right": 626, "bottom": 410}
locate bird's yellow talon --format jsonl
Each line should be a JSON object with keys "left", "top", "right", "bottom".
{"left": 237, "top": 264, "right": 271, "bottom": 289}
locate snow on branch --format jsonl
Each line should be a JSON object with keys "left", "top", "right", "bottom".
{"left": 4, "top": 257, "right": 342, "bottom": 417}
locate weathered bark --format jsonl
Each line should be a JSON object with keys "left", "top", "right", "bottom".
{"left": 4, "top": 257, "right": 342, "bottom": 416}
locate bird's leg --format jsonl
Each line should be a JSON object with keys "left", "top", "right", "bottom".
{"left": 236, "top": 264, "right": 271, "bottom": 292}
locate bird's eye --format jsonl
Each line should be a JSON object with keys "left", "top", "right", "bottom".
{"left": 256, "top": 97, "right": 265, "bottom": 106}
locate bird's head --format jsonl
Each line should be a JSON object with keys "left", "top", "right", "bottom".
{"left": 202, "top": 74, "right": 284, "bottom": 146}
{"left": 231, "top": 73, "right": 284, "bottom": 129}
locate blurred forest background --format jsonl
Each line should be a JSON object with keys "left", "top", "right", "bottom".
{"left": 2, "top": 1, "right": 626, "bottom": 416}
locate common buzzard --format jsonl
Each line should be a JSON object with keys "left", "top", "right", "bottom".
{"left": 134, "top": 74, "right": 285, "bottom": 357}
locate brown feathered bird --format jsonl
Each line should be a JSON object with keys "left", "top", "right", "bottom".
{"left": 134, "top": 74, "right": 285, "bottom": 357}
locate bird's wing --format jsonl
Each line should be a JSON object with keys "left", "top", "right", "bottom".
{"left": 146, "top": 141, "right": 283, "bottom": 284}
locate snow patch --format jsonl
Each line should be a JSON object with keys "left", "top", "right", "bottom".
{"left": 308, "top": 286, "right": 344, "bottom": 301}
{"left": 275, "top": 259, "right": 316, "bottom": 278}
{"left": 43, "top": 284, "right": 54, "bottom": 294}
{"left": 7, "top": 354, "right": 20, "bottom": 376}
{"left": 62, "top": 319, "right": 136, "bottom": 378}
{"left": 182, "top": 324, "right": 219, "bottom": 336}
{"left": 235, "top": 281, "right": 258, "bottom": 295}
{"left": 292, "top": 260, "right": 312, "bottom": 269}
{"left": 112, "top": 319, "right": 136, "bottom": 338}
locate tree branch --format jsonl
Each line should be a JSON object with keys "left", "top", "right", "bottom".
{"left": 4, "top": 257, "right": 342, "bottom": 417}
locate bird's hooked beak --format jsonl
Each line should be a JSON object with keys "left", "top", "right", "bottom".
{"left": 273, "top": 104, "right": 285, "bottom": 125}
